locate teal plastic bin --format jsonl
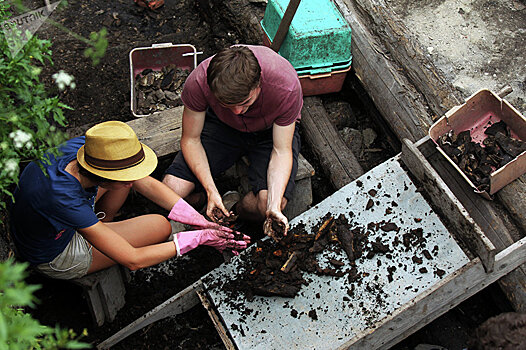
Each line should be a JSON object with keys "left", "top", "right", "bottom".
{"left": 261, "top": 0, "right": 352, "bottom": 71}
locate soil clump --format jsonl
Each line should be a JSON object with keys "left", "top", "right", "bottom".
{"left": 437, "top": 120, "right": 526, "bottom": 192}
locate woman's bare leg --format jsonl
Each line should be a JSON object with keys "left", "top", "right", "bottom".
{"left": 88, "top": 214, "right": 172, "bottom": 273}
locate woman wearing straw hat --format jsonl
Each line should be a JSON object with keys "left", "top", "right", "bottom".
{"left": 9, "top": 121, "right": 249, "bottom": 280}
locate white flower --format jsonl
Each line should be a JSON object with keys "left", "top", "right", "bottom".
{"left": 9, "top": 130, "right": 33, "bottom": 149}
{"left": 52, "top": 70, "right": 76, "bottom": 90}
{"left": 4, "top": 158, "right": 19, "bottom": 177}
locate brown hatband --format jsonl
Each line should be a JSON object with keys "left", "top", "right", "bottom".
{"left": 85, "top": 147, "right": 145, "bottom": 170}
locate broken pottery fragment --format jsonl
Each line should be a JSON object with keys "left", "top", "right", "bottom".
{"left": 135, "top": 65, "right": 190, "bottom": 115}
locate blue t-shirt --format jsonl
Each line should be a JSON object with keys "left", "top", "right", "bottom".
{"left": 10, "top": 137, "right": 99, "bottom": 264}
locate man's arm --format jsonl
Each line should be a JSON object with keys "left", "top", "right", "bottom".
{"left": 266, "top": 122, "right": 296, "bottom": 229}
{"left": 181, "top": 106, "right": 226, "bottom": 218}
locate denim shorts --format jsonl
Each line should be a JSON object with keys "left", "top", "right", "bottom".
{"left": 35, "top": 232, "right": 92, "bottom": 280}
{"left": 165, "top": 109, "right": 301, "bottom": 200}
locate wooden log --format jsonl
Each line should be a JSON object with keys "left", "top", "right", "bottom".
{"left": 497, "top": 175, "right": 526, "bottom": 234}
{"left": 347, "top": 0, "right": 463, "bottom": 117}
{"left": 301, "top": 96, "right": 364, "bottom": 189}
{"left": 333, "top": 0, "right": 431, "bottom": 142}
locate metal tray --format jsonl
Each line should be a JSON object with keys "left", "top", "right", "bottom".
{"left": 428, "top": 89, "right": 526, "bottom": 199}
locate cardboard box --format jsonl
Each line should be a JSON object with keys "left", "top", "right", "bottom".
{"left": 129, "top": 43, "right": 198, "bottom": 117}
{"left": 429, "top": 89, "right": 526, "bottom": 198}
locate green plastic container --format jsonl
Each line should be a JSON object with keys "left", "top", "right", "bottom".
{"left": 261, "top": 0, "right": 352, "bottom": 70}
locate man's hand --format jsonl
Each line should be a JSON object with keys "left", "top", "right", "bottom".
{"left": 168, "top": 198, "right": 231, "bottom": 232}
{"left": 263, "top": 209, "right": 289, "bottom": 242}
{"left": 206, "top": 191, "right": 233, "bottom": 223}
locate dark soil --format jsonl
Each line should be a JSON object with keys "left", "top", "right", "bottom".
{"left": 437, "top": 120, "right": 526, "bottom": 192}
{"left": 13, "top": 0, "right": 513, "bottom": 349}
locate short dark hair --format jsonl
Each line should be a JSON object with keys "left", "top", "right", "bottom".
{"left": 77, "top": 162, "right": 116, "bottom": 184}
{"left": 206, "top": 46, "right": 261, "bottom": 105}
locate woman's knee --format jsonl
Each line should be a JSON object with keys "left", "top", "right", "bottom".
{"left": 146, "top": 214, "right": 171, "bottom": 234}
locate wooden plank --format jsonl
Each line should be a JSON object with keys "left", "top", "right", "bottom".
{"left": 127, "top": 107, "right": 314, "bottom": 182}
{"left": 333, "top": 0, "right": 431, "bottom": 142}
{"left": 418, "top": 138, "right": 526, "bottom": 312}
{"left": 401, "top": 138, "right": 496, "bottom": 272}
{"left": 196, "top": 289, "right": 236, "bottom": 350}
{"left": 341, "top": 236, "right": 526, "bottom": 349}
{"left": 97, "top": 280, "right": 201, "bottom": 349}
{"left": 301, "top": 96, "right": 364, "bottom": 189}
{"left": 126, "top": 107, "right": 184, "bottom": 158}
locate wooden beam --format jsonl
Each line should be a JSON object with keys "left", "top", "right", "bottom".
{"left": 301, "top": 96, "right": 364, "bottom": 189}
{"left": 341, "top": 236, "right": 526, "bottom": 349}
{"left": 334, "top": 0, "right": 431, "bottom": 142}
{"left": 417, "top": 138, "right": 526, "bottom": 311}
{"left": 497, "top": 175, "right": 526, "bottom": 234}
{"left": 348, "top": 0, "right": 463, "bottom": 117}
{"left": 401, "top": 138, "right": 496, "bottom": 272}
{"left": 97, "top": 281, "right": 202, "bottom": 349}
{"left": 126, "top": 107, "right": 184, "bottom": 158}
{"left": 197, "top": 289, "right": 236, "bottom": 350}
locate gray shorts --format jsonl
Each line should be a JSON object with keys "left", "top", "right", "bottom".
{"left": 35, "top": 232, "right": 93, "bottom": 280}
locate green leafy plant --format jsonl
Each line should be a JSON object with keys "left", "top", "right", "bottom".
{"left": 0, "top": 1, "right": 108, "bottom": 210}
{"left": 0, "top": 258, "right": 90, "bottom": 349}
{"left": 0, "top": 3, "right": 69, "bottom": 209}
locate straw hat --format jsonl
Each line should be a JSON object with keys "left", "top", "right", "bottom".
{"left": 77, "top": 121, "right": 157, "bottom": 181}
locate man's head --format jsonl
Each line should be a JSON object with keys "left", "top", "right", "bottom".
{"left": 207, "top": 46, "right": 261, "bottom": 113}
{"left": 77, "top": 121, "right": 158, "bottom": 182}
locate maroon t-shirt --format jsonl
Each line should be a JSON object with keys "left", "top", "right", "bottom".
{"left": 181, "top": 45, "right": 303, "bottom": 132}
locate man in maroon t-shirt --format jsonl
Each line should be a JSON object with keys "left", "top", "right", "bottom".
{"left": 163, "top": 45, "right": 303, "bottom": 238}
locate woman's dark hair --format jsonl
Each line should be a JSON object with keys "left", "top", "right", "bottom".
{"left": 77, "top": 163, "right": 116, "bottom": 184}
{"left": 206, "top": 46, "right": 261, "bottom": 105}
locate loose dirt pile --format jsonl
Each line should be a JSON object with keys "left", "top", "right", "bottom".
{"left": 438, "top": 120, "right": 526, "bottom": 192}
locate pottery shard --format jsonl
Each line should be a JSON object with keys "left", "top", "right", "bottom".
{"left": 164, "top": 90, "right": 179, "bottom": 101}
{"left": 153, "top": 89, "right": 165, "bottom": 101}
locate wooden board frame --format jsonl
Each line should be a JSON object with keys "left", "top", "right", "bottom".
{"left": 196, "top": 289, "right": 237, "bottom": 350}
{"left": 410, "top": 136, "right": 526, "bottom": 311}
{"left": 340, "top": 236, "right": 526, "bottom": 349}
{"left": 97, "top": 280, "right": 202, "bottom": 349}
{"left": 401, "top": 138, "right": 496, "bottom": 272}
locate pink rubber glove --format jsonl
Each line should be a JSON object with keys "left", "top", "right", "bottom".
{"left": 168, "top": 198, "right": 231, "bottom": 232}
{"left": 173, "top": 229, "right": 250, "bottom": 256}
